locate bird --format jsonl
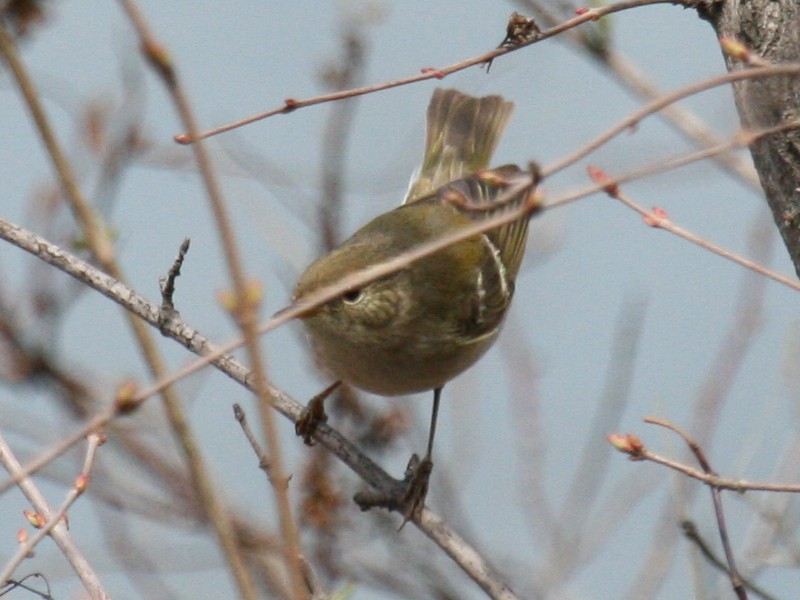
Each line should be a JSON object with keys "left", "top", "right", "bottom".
{"left": 292, "top": 88, "right": 537, "bottom": 522}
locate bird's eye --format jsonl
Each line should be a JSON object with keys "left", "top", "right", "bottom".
{"left": 342, "top": 288, "right": 362, "bottom": 303}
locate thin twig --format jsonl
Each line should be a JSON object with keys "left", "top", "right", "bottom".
{"left": 645, "top": 419, "right": 747, "bottom": 598}
{"left": 0, "top": 26, "right": 114, "bottom": 263}
{"left": 0, "top": 433, "right": 104, "bottom": 585}
{"left": 318, "top": 28, "right": 366, "bottom": 252}
{"left": 159, "top": 237, "right": 190, "bottom": 317}
{"left": 0, "top": 431, "right": 109, "bottom": 599}
{"left": 682, "top": 520, "right": 779, "bottom": 600}
{"left": 611, "top": 426, "right": 800, "bottom": 491}
{"left": 174, "top": 0, "right": 675, "bottom": 143}
{"left": 0, "top": 573, "right": 52, "bottom": 598}
{"left": 611, "top": 179, "right": 800, "bottom": 293}
{"left": 117, "top": 1, "right": 299, "bottom": 597}
{"left": 0, "top": 17, "right": 250, "bottom": 600}
{"left": 543, "top": 63, "right": 800, "bottom": 177}
{"left": 233, "top": 404, "right": 274, "bottom": 482}
{"left": 515, "top": 0, "right": 761, "bottom": 191}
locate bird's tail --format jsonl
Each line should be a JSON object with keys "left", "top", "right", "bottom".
{"left": 404, "top": 88, "right": 514, "bottom": 204}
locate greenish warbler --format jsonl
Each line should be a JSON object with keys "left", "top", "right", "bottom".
{"left": 293, "top": 88, "right": 534, "bottom": 520}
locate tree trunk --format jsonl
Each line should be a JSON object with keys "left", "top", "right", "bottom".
{"left": 700, "top": 0, "right": 800, "bottom": 276}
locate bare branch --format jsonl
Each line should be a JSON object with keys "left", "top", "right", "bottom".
{"left": 0, "top": 431, "right": 109, "bottom": 599}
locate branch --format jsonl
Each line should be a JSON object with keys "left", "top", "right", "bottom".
{"left": 0, "top": 217, "right": 521, "bottom": 600}
{"left": 543, "top": 62, "right": 800, "bottom": 177}
{"left": 515, "top": 0, "right": 761, "bottom": 191}
{"left": 174, "top": 0, "right": 675, "bottom": 143}
{"left": 117, "top": 0, "right": 301, "bottom": 596}
{"left": 608, "top": 427, "right": 800, "bottom": 493}
{"left": 0, "top": 431, "right": 109, "bottom": 599}
{"left": 0, "top": 13, "right": 255, "bottom": 596}
{"left": 585, "top": 164, "right": 800, "bottom": 294}
{"left": 644, "top": 418, "right": 746, "bottom": 598}
{"left": 682, "top": 520, "right": 780, "bottom": 600}
{"left": 0, "top": 433, "right": 105, "bottom": 586}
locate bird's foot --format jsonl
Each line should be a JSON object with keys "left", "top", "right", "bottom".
{"left": 354, "top": 453, "right": 433, "bottom": 529}
{"left": 295, "top": 381, "right": 340, "bottom": 445}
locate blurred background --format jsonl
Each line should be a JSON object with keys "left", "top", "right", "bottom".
{"left": 0, "top": 0, "right": 798, "bottom": 598}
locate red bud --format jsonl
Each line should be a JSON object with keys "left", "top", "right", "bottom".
{"left": 642, "top": 207, "right": 669, "bottom": 227}
{"left": 587, "top": 165, "right": 620, "bottom": 197}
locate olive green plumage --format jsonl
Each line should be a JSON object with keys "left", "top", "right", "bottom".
{"left": 293, "top": 88, "right": 530, "bottom": 396}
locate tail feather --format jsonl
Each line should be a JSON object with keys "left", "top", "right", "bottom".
{"left": 404, "top": 89, "right": 514, "bottom": 204}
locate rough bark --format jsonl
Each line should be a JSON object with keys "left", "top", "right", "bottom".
{"left": 700, "top": 0, "right": 800, "bottom": 276}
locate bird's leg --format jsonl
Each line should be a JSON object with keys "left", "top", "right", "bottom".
{"left": 399, "top": 386, "right": 441, "bottom": 522}
{"left": 295, "top": 380, "right": 341, "bottom": 445}
{"left": 354, "top": 387, "right": 442, "bottom": 527}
